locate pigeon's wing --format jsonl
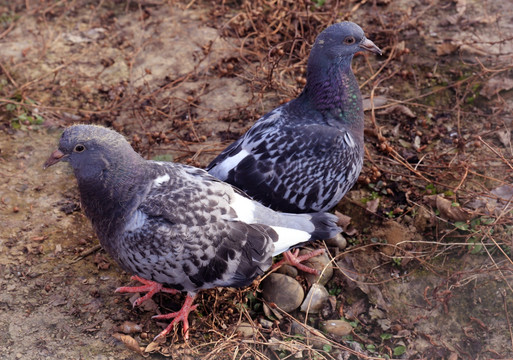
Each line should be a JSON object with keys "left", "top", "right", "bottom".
{"left": 209, "top": 123, "right": 363, "bottom": 213}
{"left": 206, "top": 107, "right": 283, "bottom": 178}
{"left": 120, "top": 164, "right": 278, "bottom": 292}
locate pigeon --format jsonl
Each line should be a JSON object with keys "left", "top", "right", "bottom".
{"left": 207, "top": 22, "right": 381, "bottom": 272}
{"left": 44, "top": 124, "right": 341, "bottom": 340}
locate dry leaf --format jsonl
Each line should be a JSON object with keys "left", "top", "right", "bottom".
{"left": 436, "top": 42, "right": 459, "bottom": 56}
{"left": 425, "top": 195, "right": 473, "bottom": 221}
{"left": 378, "top": 104, "right": 416, "bottom": 118}
{"left": 334, "top": 211, "right": 357, "bottom": 236}
{"left": 366, "top": 198, "right": 380, "bottom": 213}
{"left": 480, "top": 77, "right": 513, "bottom": 99}
{"left": 466, "top": 184, "right": 513, "bottom": 215}
{"left": 144, "top": 341, "right": 161, "bottom": 354}
{"left": 492, "top": 184, "right": 513, "bottom": 201}
{"left": 117, "top": 321, "right": 143, "bottom": 334}
{"left": 496, "top": 129, "right": 511, "bottom": 147}
{"left": 112, "top": 333, "right": 143, "bottom": 354}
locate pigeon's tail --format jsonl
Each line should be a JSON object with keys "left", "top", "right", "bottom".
{"left": 269, "top": 212, "right": 341, "bottom": 256}
{"left": 306, "top": 212, "right": 341, "bottom": 240}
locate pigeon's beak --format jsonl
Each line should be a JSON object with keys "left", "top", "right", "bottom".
{"left": 43, "top": 149, "right": 66, "bottom": 169}
{"left": 359, "top": 38, "right": 382, "bottom": 56}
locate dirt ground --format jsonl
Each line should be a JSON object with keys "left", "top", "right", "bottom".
{"left": 1, "top": 1, "right": 512, "bottom": 359}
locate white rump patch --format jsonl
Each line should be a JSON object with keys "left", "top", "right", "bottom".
{"left": 212, "top": 149, "right": 249, "bottom": 180}
{"left": 153, "top": 173, "right": 170, "bottom": 186}
{"left": 124, "top": 210, "right": 147, "bottom": 232}
{"left": 343, "top": 132, "right": 355, "bottom": 147}
{"left": 230, "top": 193, "right": 256, "bottom": 223}
{"left": 271, "top": 226, "right": 311, "bottom": 256}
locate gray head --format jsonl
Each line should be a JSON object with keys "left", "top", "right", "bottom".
{"left": 308, "top": 21, "right": 381, "bottom": 73}
{"left": 44, "top": 124, "right": 142, "bottom": 182}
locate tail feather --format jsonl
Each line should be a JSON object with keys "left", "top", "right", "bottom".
{"left": 239, "top": 197, "right": 341, "bottom": 256}
{"left": 270, "top": 212, "right": 341, "bottom": 256}
{"left": 308, "top": 212, "right": 341, "bottom": 240}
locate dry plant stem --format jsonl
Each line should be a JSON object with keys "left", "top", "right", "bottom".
{"left": 477, "top": 136, "right": 513, "bottom": 171}
{"left": 70, "top": 244, "right": 102, "bottom": 263}
{"left": 453, "top": 164, "right": 469, "bottom": 193}
{"left": 0, "top": 16, "right": 18, "bottom": 40}
{"left": 0, "top": 61, "right": 18, "bottom": 87}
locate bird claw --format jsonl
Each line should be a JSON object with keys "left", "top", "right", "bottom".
{"left": 272, "top": 248, "right": 325, "bottom": 275}
{"left": 152, "top": 296, "right": 198, "bottom": 341}
{"left": 115, "top": 275, "right": 178, "bottom": 307}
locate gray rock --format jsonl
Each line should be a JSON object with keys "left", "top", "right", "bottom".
{"left": 235, "top": 322, "right": 258, "bottom": 338}
{"left": 299, "top": 248, "right": 334, "bottom": 286}
{"left": 275, "top": 264, "right": 299, "bottom": 278}
{"left": 261, "top": 273, "right": 304, "bottom": 312}
{"left": 324, "top": 233, "right": 347, "bottom": 250}
{"left": 300, "top": 283, "right": 329, "bottom": 313}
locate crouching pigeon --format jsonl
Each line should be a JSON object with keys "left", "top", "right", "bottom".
{"left": 44, "top": 124, "right": 340, "bottom": 340}
{"left": 207, "top": 22, "right": 381, "bottom": 272}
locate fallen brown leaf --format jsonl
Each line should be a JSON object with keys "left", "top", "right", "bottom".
{"left": 378, "top": 104, "right": 416, "bottom": 118}
{"left": 144, "top": 341, "right": 161, "bottom": 354}
{"left": 425, "top": 195, "right": 474, "bottom": 221}
{"left": 480, "top": 77, "right": 513, "bottom": 99}
{"left": 112, "top": 333, "right": 143, "bottom": 355}
{"left": 366, "top": 198, "right": 380, "bottom": 214}
{"left": 334, "top": 210, "right": 357, "bottom": 236}
{"left": 436, "top": 42, "right": 459, "bottom": 56}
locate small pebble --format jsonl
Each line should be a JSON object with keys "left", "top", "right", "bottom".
{"left": 275, "top": 264, "right": 299, "bottom": 278}
{"left": 324, "top": 233, "right": 347, "bottom": 250}
{"left": 261, "top": 273, "right": 304, "bottom": 312}
{"left": 300, "top": 283, "right": 329, "bottom": 313}
{"left": 321, "top": 320, "right": 353, "bottom": 336}
{"left": 235, "top": 322, "right": 257, "bottom": 337}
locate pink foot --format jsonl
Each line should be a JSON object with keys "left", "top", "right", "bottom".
{"left": 272, "top": 248, "right": 325, "bottom": 275}
{"left": 115, "top": 275, "right": 179, "bottom": 307}
{"left": 152, "top": 294, "right": 198, "bottom": 341}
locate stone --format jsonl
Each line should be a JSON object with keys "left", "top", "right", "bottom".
{"left": 275, "top": 264, "right": 299, "bottom": 278}
{"left": 324, "top": 233, "right": 347, "bottom": 250}
{"left": 321, "top": 320, "right": 353, "bottom": 336}
{"left": 235, "top": 322, "right": 257, "bottom": 338}
{"left": 300, "top": 283, "right": 329, "bottom": 313}
{"left": 261, "top": 273, "right": 304, "bottom": 312}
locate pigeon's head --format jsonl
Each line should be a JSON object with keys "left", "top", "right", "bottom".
{"left": 44, "top": 124, "right": 140, "bottom": 181}
{"left": 309, "top": 21, "right": 381, "bottom": 66}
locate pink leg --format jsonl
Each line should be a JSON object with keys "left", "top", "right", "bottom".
{"left": 115, "top": 275, "right": 179, "bottom": 307}
{"left": 152, "top": 294, "right": 198, "bottom": 341}
{"left": 272, "top": 248, "right": 325, "bottom": 275}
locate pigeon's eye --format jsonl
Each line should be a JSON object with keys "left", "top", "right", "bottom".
{"left": 344, "top": 36, "right": 356, "bottom": 45}
{"left": 74, "top": 144, "right": 86, "bottom": 153}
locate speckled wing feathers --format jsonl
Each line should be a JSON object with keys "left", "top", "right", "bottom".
{"left": 117, "top": 162, "right": 279, "bottom": 293}
{"left": 209, "top": 121, "right": 363, "bottom": 213}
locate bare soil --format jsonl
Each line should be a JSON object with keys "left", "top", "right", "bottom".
{"left": 1, "top": 1, "right": 512, "bottom": 359}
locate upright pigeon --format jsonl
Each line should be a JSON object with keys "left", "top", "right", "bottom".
{"left": 207, "top": 22, "right": 381, "bottom": 272}
{"left": 44, "top": 124, "right": 341, "bottom": 340}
